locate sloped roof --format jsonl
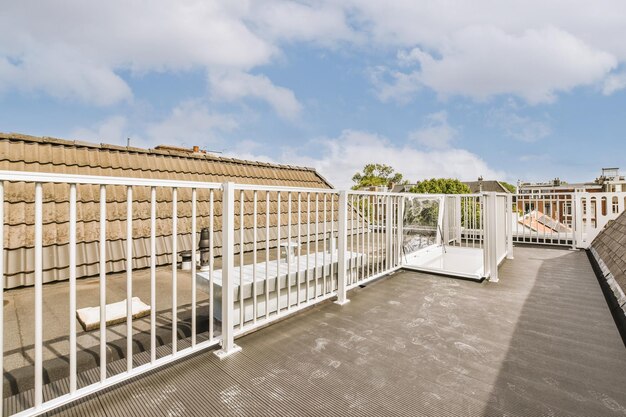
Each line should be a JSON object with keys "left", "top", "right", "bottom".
{"left": 591, "top": 210, "right": 626, "bottom": 303}
{"left": 518, "top": 210, "right": 571, "bottom": 234}
{"left": 1, "top": 132, "right": 335, "bottom": 288}
{"left": 462, "top": 180, "right": 510, "bottom": 193}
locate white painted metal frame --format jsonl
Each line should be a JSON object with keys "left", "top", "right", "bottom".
{"left": 0, "top": 171, "right": 223, "bottom": 417}
{"left": 0, "top": 170, "right": 536, "bottom": 417}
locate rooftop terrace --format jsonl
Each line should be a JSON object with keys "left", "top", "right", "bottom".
{"left": 40, "top": 246, "right": 626, "bottom": 417}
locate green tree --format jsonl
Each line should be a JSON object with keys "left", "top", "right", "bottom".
{"left": 351, "top": 164, "right": 406, "bottom": 190}
{"left": 409, "top": 178, "right": 471, "bottom": 194}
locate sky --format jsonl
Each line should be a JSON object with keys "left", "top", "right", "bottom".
{"left": 1, "top": 1, "right": 626, "bottom": 189}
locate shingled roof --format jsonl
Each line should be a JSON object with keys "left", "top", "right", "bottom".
{"left": 462, "top": 180, "right": 510, "bottom": 193}
{"left": 1, "top": 133, "right": 335, "bottom": 288}
{"left": 591, "top": 210, "right": 626, "bottom": 313}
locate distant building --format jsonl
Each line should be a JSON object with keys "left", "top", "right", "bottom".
{"left": 517, "top": 167, "right": 626, "bottom": 194}
{"left": 516, "top": 168, "right": 626, "bottom": 228}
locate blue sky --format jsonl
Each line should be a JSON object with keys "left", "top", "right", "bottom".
{"left": 1, "top": 1, "right": 625, "bottom": 188}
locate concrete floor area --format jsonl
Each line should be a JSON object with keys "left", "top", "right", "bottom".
{"left": 15, "top": 246, "right": 625, "bottom": 417}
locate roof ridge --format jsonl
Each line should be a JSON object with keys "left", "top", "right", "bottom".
{"left": 0, "top": 131, "right": 322, "bottom": 174}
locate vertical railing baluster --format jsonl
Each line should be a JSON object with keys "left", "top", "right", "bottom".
{"left": 0, "top": 180, "right": 3, "bottom": 416}
{"left": 287, "top": 192, "right": 292, "bottom": 309}
{"left": 68, "top": 183, "right": 77, "bottom": 393}
{"left": 314, "top": 194, "right": 319, "bottom": 298}
{"left": 297, "top": 193, "right": 302, "bottom": 304}
{"left": 239, "top": 190, "right": 244, "bottom": 327}
{"left": 252, "top": 191, "right": 258, "bottom": 324}
{"left": 359, "top": 196, "right": 367, "bottom": 280}
{"left": 506, "top": 193, "right": 514, "bottom": 259}
{"left": 126, "top": 186, "right": 133, "bottom": 371}
{"left": 34, "top": 183, "right": 43, "bottom": 407}
{"left": 350, "top": 194, "right": 355, "bottom": 285}
{"left": 0, "top": 181, "right": 3, "bottom": 417}
{"left": 374, "top": 195, "right": 380, "bottom": 274}
{"left": 366, "top": 196, "right": 374, "bottom": 275}
{"left": 150, "top": 187, "right": 156, "bottom": 363}
{"left": 322, "top": 194, "right": 327, "bottom": 293}
{"left": 209, "top": 190, "right": 215, "bottom": 340}
{"left": 356, "top": 196, "right": 361, "bottom": 281}
{"left": 306, "top": 193, "right": 311, "bottom": 303}
{"left": 99, "top": 184, "right": 107, "bottom": 383}
{"left": 276, "top": 192, "right": 281, "bottom": 313}
{"left": 385, "top": 196, "right": 391, "bottom": 270}
{"left": 191, "top": 188, "right": 197, "bottom": 346}
{"left": 172, "top": 187, "right": 178, "bottom": 354}
{"left": 265, "top": 192, "right": 270, "bottom": 319}
{"left": 330, "top": 194, "right": 335, "bottom": 291}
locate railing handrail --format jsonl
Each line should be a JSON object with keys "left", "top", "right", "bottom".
{"left": 0, "top": 170, "right": 223, "bottom": 189}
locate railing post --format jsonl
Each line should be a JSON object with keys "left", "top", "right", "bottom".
{"left": 335, "top": 191, "right": 350, "bottom": 305}
{"left": 455, "top": 196, "right": 462, "bottom": 243}
{"left": 506, "top": 193, "right": 514, "bottom": 259}
{"left": 215, "top": 182, "right": 242, "bottom": 359}
{"left": 385, "top": 195, "right": 393, "bottom": 270}
{"left": 436, "top": 196, "right": 445, "bottom": 246}
{"left": 397, "top": 196, "right": 404, "bottom": 266}
{"left": 573, "top": 192, "right": 582, "bottom": 249}
{"left": 0, "top": 181, "right": 4, "bottom": 417}
{"left": 485, "top": 192, "right": 499, "bottom": 282}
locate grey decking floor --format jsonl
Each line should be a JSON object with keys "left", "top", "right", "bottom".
{"left": 45, "top": 247, "right": 626, "bottom": 417}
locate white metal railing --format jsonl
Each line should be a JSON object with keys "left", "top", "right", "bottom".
{"left": 10, "top": 171, "right": 623, "bottom": 415}
{"left": 512, "top": 192, "right": 576, "bottom": 246}
{"left": 512, "top": 191, "right": 626, "bottom": 248}
{"left": 0, "top": 172, "right": 406, "bottom": 416}
{"left": 574, "top": 192, "right": 626, "bottom": 248}
{"left": 0, "top": 171, "right": 225, "bottom": 416}
{"left": 217, "top": 186, "right": 404, "bottom": 353}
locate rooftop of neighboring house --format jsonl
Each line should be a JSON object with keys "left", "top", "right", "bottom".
{"left": 462, "top": 178, "right": 511, "bottom": 193}
{"left": 519, "top": 167, "right": 626, "bottom": 192}
{"left": 591, "top": 209, "right": 626, "bottom": 311}
{"left": 0, "top": 132, "right": 334, "bottom": 288}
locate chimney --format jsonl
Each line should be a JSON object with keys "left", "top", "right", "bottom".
{"left": 193, "top": 145, "right": 200, "bottom": 153}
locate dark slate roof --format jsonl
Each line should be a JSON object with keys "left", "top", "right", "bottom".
{"left": 591, "top": 210, "right": 626, "bottom": 310}
{"left": 462, "top": 180, "right": 510, "bottom": 193}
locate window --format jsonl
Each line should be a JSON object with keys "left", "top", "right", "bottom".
{"left": 613, "top": 196, "right": 619, "bottom": 214}
{"left": 564, "top": 201, "right": 572, "bottom": 216}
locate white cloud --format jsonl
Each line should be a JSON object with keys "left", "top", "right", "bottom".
{"left": 369, "top": 66, "right": 421, "bottom": 104}
{"left": 146, "top": 100, "right": 238, "bottom": 146}
{"left": 209, "top": 71, "right": 302, "bottom": 119}
{"left": 487, "top": 104, "right": 552, "bottom": 142}
{"left": 0, "top": 1, "right": 357, "bottom": 110}
{"left": 229, "top": 129, "right": 502, "bottom": 189}
{"left": 70, "top": 116, "right": 130, "bottom": 144}
{"left": 0, "top": 51, "right": 132, "bottom": 106}
{"left": 70, "top": 100, "right": 237, "bottom": 149}
{"left": 252, "top": 2, "right": 357, "bottom": 45}
{"left": 3, "top": 1, "right": 626, "bottom": 109}
{"left": 602, "top": 71, "right": 626, "bottom": 95}
{"left": 408, "top": 111, "right": 457, "bottom": 149}
{"left": 376, "top": 26, "right": 616, "bottom": 103}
